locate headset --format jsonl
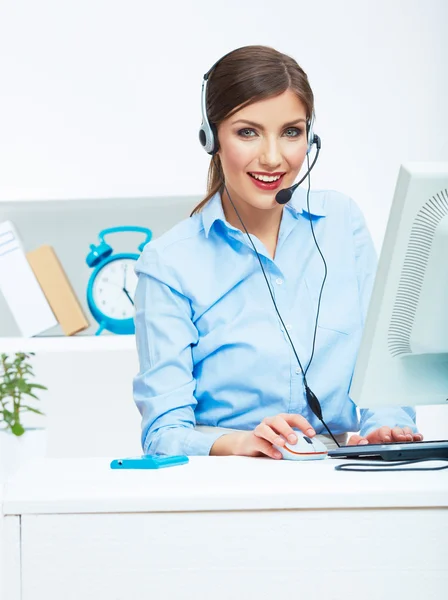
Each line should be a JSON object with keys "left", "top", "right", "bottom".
{"left": 199, "top": 54, "right": 316, "bottom": 158}
{"left": 198, "top": 50, "right": 339, "bottom": 447}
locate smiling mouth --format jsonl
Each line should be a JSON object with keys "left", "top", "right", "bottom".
{"left": 248, "top": 172, "right": 285, "bottom": 182}
{"left": 247, "top": 172, "right": 286, "bottom": 190}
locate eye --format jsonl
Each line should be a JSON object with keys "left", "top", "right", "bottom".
{"left": 237, "top": 128, "right": 257, "bottom": 138}
{"left": 284, "top": 127, "right": 303, "bottom": 138}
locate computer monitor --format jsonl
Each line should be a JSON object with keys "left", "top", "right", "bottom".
{"left": 350, "top": 162, "right": 448, "bottom": 409}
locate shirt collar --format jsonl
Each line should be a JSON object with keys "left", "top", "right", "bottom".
{"left": 201, "top": 186, "right": 326, "bottom": 238}
{"left": 201, "top": 191, "right": 230, "bottom": 238}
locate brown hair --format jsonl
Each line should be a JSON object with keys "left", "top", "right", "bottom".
{"left": 191, "top": 45, "right": 315, "bottom": 216}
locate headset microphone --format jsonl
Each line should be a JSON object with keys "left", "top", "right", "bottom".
{"left": 275, "top": 134, "right": 322, "bottom": 205}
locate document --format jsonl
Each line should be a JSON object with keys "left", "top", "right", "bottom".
{"left": 0, "top": 220, "right": 58, "bottom": 337}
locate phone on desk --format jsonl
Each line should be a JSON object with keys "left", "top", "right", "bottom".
{"left": 110, "top": 455, "right": 189, "bottom": 469}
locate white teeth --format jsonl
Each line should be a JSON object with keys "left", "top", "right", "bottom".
{"left": 249, "top": 173, "right": 282, "bottom": 182}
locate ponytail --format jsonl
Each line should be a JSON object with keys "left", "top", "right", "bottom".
{"left": 190, "top": 155, "right": 224, "bottom": 216}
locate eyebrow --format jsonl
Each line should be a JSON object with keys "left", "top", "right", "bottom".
{"left": 231, "top": 118, "right": 307, "bottom": 128}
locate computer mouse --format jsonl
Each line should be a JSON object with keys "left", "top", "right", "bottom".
{"left": 273, "top": 431, "right": 328, "bottom": 461}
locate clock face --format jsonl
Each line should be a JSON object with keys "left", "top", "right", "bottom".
{"left": 92, "top": 257, "right": 138, "bottom": 320}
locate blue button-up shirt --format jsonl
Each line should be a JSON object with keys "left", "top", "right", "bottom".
{"left": 133, "top": 188, "right": 417, "bottom": 455}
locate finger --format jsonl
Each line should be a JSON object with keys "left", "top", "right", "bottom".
{"left": 368, "top": 426, "right": 392, "bottom": 443}
{"left": 391, "top": 427, "right": 408, "bottom": 441}
{"left": 413, "top": 432, "right": 424, "bottom": 441}
{"left": 347, "top": 435, "right": 369, "bottom": 446}
{"left": 402, "top": 427, "right": 415, "bottom": 442}
{"left": 280, "top": 413, "right": 316, "bottom": 438}
{"left": 255, "top": 436, "right": 283, "bottom": 460}
{"left": 254, "top": 422, "right": 287, "bottom": 448}
{"left": 263, "top": 415, "right": 305, "bottom": 444}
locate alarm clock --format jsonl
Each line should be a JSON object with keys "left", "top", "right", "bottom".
{"left": 86, "top": 226, "right": 152, "bottom": 335}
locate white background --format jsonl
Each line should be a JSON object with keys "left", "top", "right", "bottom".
{"left": 0, "top": 0, "right": 447, "bottom": 445}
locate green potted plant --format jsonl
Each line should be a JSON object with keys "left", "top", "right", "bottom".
{"left": 0, "top": 352, "right": 47, "bottom": 478}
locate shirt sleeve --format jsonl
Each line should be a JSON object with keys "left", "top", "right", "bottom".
{"left": 133, "top": 246, "right": 227, "bottom": 456}
{"left": 348, "top": 198, "right": 418, "bottom": 436}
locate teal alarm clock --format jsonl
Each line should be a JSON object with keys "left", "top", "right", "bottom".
{"left": 86, "top": 226, "right": 152, "bottom": 335}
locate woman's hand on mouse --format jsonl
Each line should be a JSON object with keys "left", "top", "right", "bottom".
{"left": 210, "top": 413, "right": 316, "bottom": 458}
{"left": 347, "top": 426, "right": 424, "bottom": 446}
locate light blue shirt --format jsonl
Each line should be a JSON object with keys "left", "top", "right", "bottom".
{"left": 133, "top": 188, "right": 417, "bottom": 455}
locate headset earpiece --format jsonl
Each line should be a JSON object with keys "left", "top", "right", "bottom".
{"left": 307, "top": 114, "right": 316, "bottom": 155}
{"left": 198, "top": 121, "right": 219, "bottom": 155}
{"left": 199, "top": 76, "right": 219, "bottom": 155}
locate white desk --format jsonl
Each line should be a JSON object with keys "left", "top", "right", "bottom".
{"left": 2, "top": 456, "right": 448, "bottom": 600}
{"left": 0, "top": 481, "right": 5, "bottom": 599}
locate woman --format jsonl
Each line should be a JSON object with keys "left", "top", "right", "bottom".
{"left": 133, "top": 45, "right": 422, "bottom": 457}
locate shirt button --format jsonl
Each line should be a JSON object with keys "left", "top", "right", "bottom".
{"left": 275, "top": 278, "right": 283, "bottom": 285}
{"left": 295, "top": 367, "right": 302, "bottom": 375}
{"left": 286, "top": 324, "right": 292, "bottom": 331}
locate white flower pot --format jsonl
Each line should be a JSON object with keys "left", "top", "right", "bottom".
{"left": 0, "top": 427, "right": 47, "bottom": 482}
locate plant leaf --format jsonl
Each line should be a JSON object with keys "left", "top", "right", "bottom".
{"left": 2, "top": 408, "right": 13, "bottom": 421}
{"left": 22, "top": 406, "right": 44, "bottom": 415}
{"left": 16, "top": 380, "right": 29, "bottom": 393}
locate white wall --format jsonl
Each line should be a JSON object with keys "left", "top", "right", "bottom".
{"left": 0, "top": 0, "right": 447, "bottom": 447}
{"left": 1, "top": 0, "right": 447, "bottom": 245}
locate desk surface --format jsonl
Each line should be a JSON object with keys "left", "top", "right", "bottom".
{"left": 3, "top": 456, "right": 448, "bottom": 515}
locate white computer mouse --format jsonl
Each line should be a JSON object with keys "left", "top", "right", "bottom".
{"left": 273, "top": 431, "right": 328, "bottom": 461}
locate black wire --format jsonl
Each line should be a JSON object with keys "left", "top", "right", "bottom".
{"left": 212, "top": 152, "right": 340, "bottom": 447}
{"left": 214, "top": 158, "right": 304, "bottom": 375}
{"left": 334, "top": 458, "right": 448, "bottom": 472}
{"left": 289, "top": 148, "right": 320, "bottom": 191}
{"left": 303, "top": 151, "right": 328, "bottom": 377}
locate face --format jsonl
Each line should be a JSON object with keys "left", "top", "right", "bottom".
{"left": 217, "top": 89, "right": 308, "bottom": 212}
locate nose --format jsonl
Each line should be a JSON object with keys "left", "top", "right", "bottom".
{"left": 259, "top": 136, "right": 282, "bottom": 169}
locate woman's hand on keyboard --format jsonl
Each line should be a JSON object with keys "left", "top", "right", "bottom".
{"left": 347, "top": 426, "right": 424, "bottom": 446}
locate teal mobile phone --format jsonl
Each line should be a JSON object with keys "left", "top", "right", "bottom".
{"left": 110, "top": 455, "right": 189, "bottom": 469}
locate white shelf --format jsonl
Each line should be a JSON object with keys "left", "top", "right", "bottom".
{"left": 0, "top": 193, "right": 199, "bottom": 338}
{"left": 0, "top": 335, "right": 137, "bottom": 354}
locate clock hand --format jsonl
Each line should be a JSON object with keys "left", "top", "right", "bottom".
{"left": 123, "top": 287, "right": 134, "bottom": 306}
{"left": 121, "top": 265, "right": 134, "bottom": 305}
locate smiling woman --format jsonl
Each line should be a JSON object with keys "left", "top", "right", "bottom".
{"left": 191, "top": 46, "right": 314, "bottom": 217}
{"left": 132, "top": 45, "right": 422, "bottom": 459}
